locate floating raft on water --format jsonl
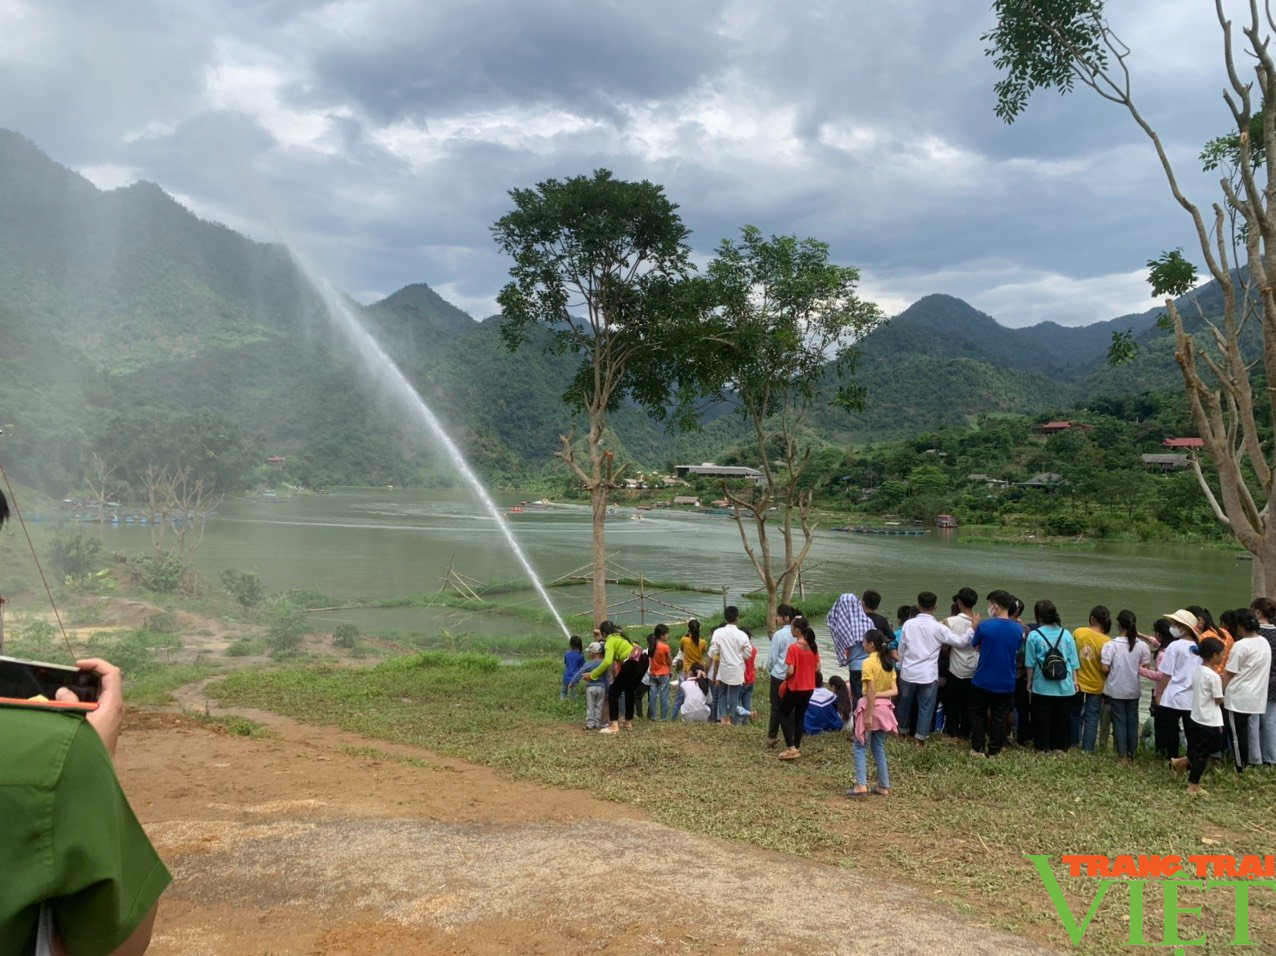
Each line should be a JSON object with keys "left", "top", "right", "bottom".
{"left": 832, "top": 526, "right": 929, "bottom": 536}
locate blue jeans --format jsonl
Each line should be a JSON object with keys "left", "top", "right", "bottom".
{"left": 718, "top": 682, "right": 743, "bottom": 724}
{"left": 1069, "top": 693, "right": 1084, "bottom": 747}
{"left": 854, "top": 729, "right": 890, "bottom": 789}
{"left": 739, "top": 682, "right": 755, "bottom": 724}
{"left": 897, "top": 679, "right": 939, "bottom": 740}
{"left": 648, "top": 674, "right": 671, "bottom": 720}
{"left": 672, "top": 682, "right": 686, "bottom": 720}
{"left": 1081, "top": 692, "right": 1105, "bottom": 752}
{"left": 1109, "top": 697, "right": 1139, "bottom": 757}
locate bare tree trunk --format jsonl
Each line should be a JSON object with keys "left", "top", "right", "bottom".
{"left": 590, "top": 477, "right": 608, "bottom": 624}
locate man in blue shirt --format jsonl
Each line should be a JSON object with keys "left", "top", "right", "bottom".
{"left": 969, "top": 589, "right": 1023, "bottom": 757}
{"left": 765, "top": 604, "right": 798, "bottom": 748}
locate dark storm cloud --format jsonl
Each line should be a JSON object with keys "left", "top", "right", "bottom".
{"left": 0, "top": 0, "right": 1239, "bottom": 326}
{"left": 292, "top": 0, "right": 733, "bottom": 122}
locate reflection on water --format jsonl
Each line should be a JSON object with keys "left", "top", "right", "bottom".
{"left": 87, "top": 488, "right": 1249, "bottom": 632}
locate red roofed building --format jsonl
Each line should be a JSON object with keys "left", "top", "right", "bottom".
{"left": 1162, "top": 437, "right": 1204, "bottom": 449}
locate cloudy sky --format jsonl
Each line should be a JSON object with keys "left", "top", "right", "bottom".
{"left": 0, "top": 0, "right": 1233, "bottom": 325}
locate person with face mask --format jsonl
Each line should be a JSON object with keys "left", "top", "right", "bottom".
{"left": 1155, "top": 609, "right": 1202, "bottom": 761}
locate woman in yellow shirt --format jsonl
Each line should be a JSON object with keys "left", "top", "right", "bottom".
{"left": 1072, "top": 606, "right": 1111, "bottom": 753}
{"left": 677, "top": 619, "right": 706, "bottom": 677}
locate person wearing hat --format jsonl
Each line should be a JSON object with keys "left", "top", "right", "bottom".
{"left": 1154, "top": 609, "right": 1202, "bottom": 760}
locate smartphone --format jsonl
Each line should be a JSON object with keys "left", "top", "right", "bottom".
{"left": 0, "top": 656, "right": 100, "bottom": 704}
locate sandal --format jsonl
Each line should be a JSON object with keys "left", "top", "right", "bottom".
{"left": 598, "top": 725, "right": 620, "bottom": 735}
{"left": 846, "top": 788, "right": 870, "bottom": 798}
{"left": 871, "top": 787, "right": 890, "bottom": 797}
{"left": 778, "top": 748, "right": 801, "bottom": 761}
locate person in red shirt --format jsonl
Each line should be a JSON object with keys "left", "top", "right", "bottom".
{"left": 777, "top": 618, "right": 821, "bottom": 760}
{"left": 739, "top": 632, "right": 759, "bottom": 725}
{"left": 646, "top": 624, "right": 673, "bottom": 720}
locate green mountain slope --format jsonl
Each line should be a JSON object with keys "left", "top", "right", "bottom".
{"left": 0, "top": 128, "right": 1219, "bottom": 495}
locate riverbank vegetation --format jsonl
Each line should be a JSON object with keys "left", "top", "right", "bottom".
{"left": 211, "top": 652, "right": 1276, "bottom": 952}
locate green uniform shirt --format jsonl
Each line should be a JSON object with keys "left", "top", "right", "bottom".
{"left": 0, "top": 705, "right": 171, "bottom": 956}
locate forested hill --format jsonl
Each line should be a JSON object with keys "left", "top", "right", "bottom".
{"left": 0, "top": 129, "right": 1201, "bottom": 495}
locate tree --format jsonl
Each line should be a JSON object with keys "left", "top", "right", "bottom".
{"left": 142, "top": 465, "right": 223, "bottom": 593}
{"left": 492, "top": 169, "right": 710, "bottom": 622}
{"left": 704, "top": 227, "right": 883, "bottom": 629}
{"left": 220, "top": 568, "right": 265, "bottom": 609}
{"left": 83, "top": 453, "right": 120, "bottom": 524}
{"left": 985, "top": 0, "right": 1276, "bottom": 595}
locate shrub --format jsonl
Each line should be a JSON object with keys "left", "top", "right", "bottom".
{"left": 139, "top": 554, "right": 183, "bottom": 592}
{"left": 146, "top": 611, "right": 177, "bottom": 634}
{"left": 220, "top": 569, "right": 265, "bottom": 609}
{"left": 22, "top": 620, "right": 57, "bottom": 654}
{"left": 225, "top": 637, "right": 264, "bottom": 657}
{"left": 264, "top": 597, "right": 308, "bottom": 659}
{"left": 332, "top": 623, "right": 360, "bottom": 649}
{"left": 48, "top": 533, "right": 104, "bottom": 582}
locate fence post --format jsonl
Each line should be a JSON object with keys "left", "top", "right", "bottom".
{"left": 721, "top": 585, "right": 727, "bottom": 617}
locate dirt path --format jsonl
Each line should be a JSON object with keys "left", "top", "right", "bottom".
{"left": 116, "top": 698, "right": 1057, "bottom": 955}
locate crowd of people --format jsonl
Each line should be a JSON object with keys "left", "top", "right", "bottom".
{"left": 561, "top": 586, "right": 1276, "bottom": 796}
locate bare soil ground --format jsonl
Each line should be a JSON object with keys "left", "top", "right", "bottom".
{"left": 116, "top": 703, "right": 1056, "bottom": 955}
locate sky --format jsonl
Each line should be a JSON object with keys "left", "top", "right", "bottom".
{"left": 0, "top": 0, "right": 1236, "bottom": 326}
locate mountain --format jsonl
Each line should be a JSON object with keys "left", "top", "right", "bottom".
{"left": 0, "top": 129, "right": 1212, "bottom": 494}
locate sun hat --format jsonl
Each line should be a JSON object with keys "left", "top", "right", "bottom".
{"left": 1163, "top": 609, "right": 1200, "bottom": 632}
{"left": 587, "top": 641, "right": 603, "bottom": 654}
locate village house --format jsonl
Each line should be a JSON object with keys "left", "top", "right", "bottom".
{"left": 675, "top": 462, "right": 766, "bottom": 485}
{"left": 1141, "top": 453, "right": 1192, "bottom": 473}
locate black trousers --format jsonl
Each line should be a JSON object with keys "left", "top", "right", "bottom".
{"left": 1186, "top": 717, "right": 1223, "bottom": 784}
{"left": 970, "top": 687, "right": 1014, "bottom": 755}
{"left": 1032, "top": 694, "right": 1071, "bottom": 752}
{"left": 1226, "top": 708, "right": 1253, "bottom": 772}
{"left": 1155, "top": 705, "right": 1190, "bottom": 760}
{"left": 778, "top": 689, "right": 814, "bottom": 749}
{"left": 848, "top": 669, "right": 864, "bottom": 706}
{"left": 608, "top": 656, "right": 648, "bottom": 722}
{"left": 767, "top": 676, "right": 785, "bottom": 739}
{"left": 944, "top": 676, "right": 972, "bottom": 738}
{"left": 1014, "top": 672, "right": 1033, "bottom": 744}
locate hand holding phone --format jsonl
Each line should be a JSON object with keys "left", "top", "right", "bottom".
{"left": 55, "top": 659, "right": 123, "bottom": 759}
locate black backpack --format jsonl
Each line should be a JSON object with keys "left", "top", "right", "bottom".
{"left": 1036, "top": 629, "right": 1068, "bottom": 682}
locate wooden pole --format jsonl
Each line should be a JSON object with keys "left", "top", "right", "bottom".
{"left": 639, "top": 575, "right": 646, "bottom": 626}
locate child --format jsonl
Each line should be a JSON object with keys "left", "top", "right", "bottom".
{"left": 676, "top": 663, "right": 714, "bottom": 722}
{"left": 849, "top": 629, "right": 898, "bottom": 797}
{"left": 739, "top": 628, "right": 758, "bottom": 726}
{"left": 561, "top": 635, "right": 585, "bottom": 699}
{"left": 803, "top": 673, "right": 845, "bottom": 735}
{"left": 647, "top": 624, "right": 673, "bottom": 720}
{"left": 582, "top": 641, "right": 609, "bottom": 730}
{"left": 1173, "top": 637, "right": 1226, "bottom": 793}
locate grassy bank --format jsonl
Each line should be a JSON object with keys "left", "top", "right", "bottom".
{"left": 211, "top": 653, "right": 1276, "bottom": 953}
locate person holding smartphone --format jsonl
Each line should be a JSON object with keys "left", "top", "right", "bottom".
{"left": 0, "top": 654, "right": 170, "bottom": 954}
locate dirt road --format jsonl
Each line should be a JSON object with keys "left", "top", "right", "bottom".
{"left": 116, "top": 707, "right": 1055, "bottom": 955}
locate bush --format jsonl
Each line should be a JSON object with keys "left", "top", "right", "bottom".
{"left": 332, "top": 623, "right": 360, "bottom": 649}
{"left": 220, "top": 569, "right": 265, "bottom": 609}
{"left": 264, "top": 597, "right": 308, "bottom": 659}
{"left": 139, "top": 554, "right": 183, "bottom": 592}
{"left": 146, "top": 611, "right": 177, "bottom": 634}
{"left": 225, "top": 637, "right": 264, "bottom": 657}
{"left": 22, "top": 620, "right": 57, "bottom": 654}
{"left": 48, "top": 533, "right": 105, "bottom": 582}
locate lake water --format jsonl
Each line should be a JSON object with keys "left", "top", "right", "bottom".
{"left": 82, "top": 488, "right": 1251, "bottom": 633}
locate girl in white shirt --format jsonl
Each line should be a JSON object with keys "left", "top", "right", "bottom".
{"left": 1101, "top": 610, "right": 1152, "bottom": 764}
{"left": 1223, "top": 609, "right": 1273, "bottom": 773}
{"left": 1174, "top": 638, "right": 1226, "bottom": 792}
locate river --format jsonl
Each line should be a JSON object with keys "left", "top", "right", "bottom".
{"left": 77, "top": 488, "right": 1252, "bottom": 635}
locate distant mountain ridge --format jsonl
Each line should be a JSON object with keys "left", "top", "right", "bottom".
{"left": 0, "top": 128, "right": 1200, "bottom": 490}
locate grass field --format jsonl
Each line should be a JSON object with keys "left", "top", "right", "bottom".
{"left": 211, "top": 652, "right": 1276, "bottom": 953}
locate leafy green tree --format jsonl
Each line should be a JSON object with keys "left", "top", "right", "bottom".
{"left": 332, "top": 623, "right": 359, "bottom": 648}
{"left": 702, "top": 227, "right": 882, "bottom": 627}
{"left": 48, "top": 533, "right": 104, "bottom": 582}
{"left": 221, "top": 569, "right": 265, "bottom": 609}
{"left": 492, "top": 169, "right": 712, "bottom": 622}
{"left": 265, "top": 596, "right": 308, "bottom": 659}
{"left": 985, "top": 0, "right": 1276, "bottom": 593}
